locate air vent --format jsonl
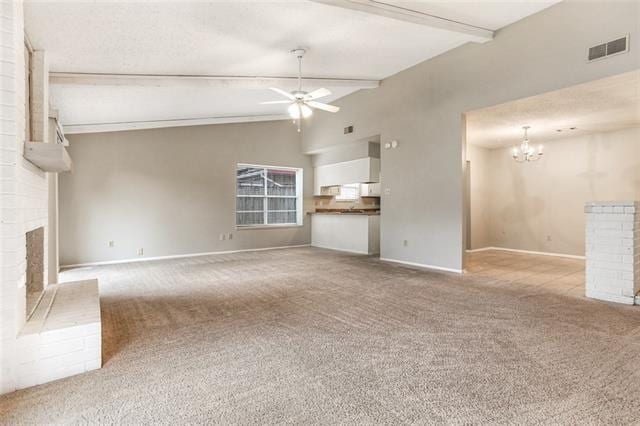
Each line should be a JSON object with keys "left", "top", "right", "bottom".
{"left": 344, "top": 125, "right": 354, "bottom": 134}
{"left": 588, "top": 35, "right": 629, "bottom": 62}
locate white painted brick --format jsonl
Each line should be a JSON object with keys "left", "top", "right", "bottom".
{"left": 14, "top": 372, "right": 39, "bottom": 390}
{"left": 40, "top": 323, "right": 95, "bottom": 345}
{"left": 84, "top": 333, "right": 101, "bottom": 350}
{"left": 593, "top": 284, "right": 623, "bottom": 296}
{"left": 41, "top": 362, "right": 86, "bottom": 384}
{"left": 585, "top": 201, "right": 639, "bottom": 304}
{"left": 85, "top": 358, "right": 101, "bottom": 371}
{"left": 39, "top": 337, "right": 85, "bottom": 359}
{"left": 586, "top": 267, "right": 622, "bottom": 279}
{"left": 39, "top": 347, "right": 98, "bottom": 372}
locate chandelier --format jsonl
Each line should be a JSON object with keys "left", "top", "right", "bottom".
{"left": 512, "top": 126, "right": 543, "bottom": 163}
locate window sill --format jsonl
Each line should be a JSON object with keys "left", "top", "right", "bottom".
{"left": 236, "top": 224, "right": 304, "bottom": 231}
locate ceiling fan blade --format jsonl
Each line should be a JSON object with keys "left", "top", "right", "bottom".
{"left": 269, "top": 87, "right": 296, "bottom": 100}
{"left": 307, "top": 101, "right": 340, "bottom": 113}
{"left": 260, "top": 100, "right": 292, "bottom": 105}
{"left": 305, "top": 88, "right": 331, "bottom": 100}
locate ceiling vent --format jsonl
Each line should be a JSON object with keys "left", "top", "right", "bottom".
{"left": 588, "top": 35, "right": 629, "bottom": 62}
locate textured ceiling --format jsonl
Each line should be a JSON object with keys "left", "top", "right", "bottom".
{"left": 466, "top": 70, "right": 640, "bottom": 149}
{"left": 25, "top": 1, "right": 559, "bottom": 127}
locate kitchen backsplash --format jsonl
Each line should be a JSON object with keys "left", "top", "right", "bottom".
{"left": 313, "top": 195, "right": 380, "bottom": 210}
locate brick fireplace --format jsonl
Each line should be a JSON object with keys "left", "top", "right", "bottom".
{"left": 1, "top": 3, "right": 99, "bottom": 393}
{"left": 1, "top": 1, "right": 51, "bottom": 393}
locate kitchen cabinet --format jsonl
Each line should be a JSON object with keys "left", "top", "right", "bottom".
{"left": 360, "top": 182, "right": 381, "bottom": 197}
{"left": 314, "top": 157, "right": 380, "bottom": 195}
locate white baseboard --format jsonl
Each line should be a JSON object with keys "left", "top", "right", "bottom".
{"left": 61, "top": 244, "right": 311, "bottom": 269}
{"left": 466, "top": 246, "right": 585, "bottom": 260}
{"left": 311, "top": 244, "right": 371, "bottom": 255}
{"left": 379, "top": 257, "right": 463, "bottom": 274}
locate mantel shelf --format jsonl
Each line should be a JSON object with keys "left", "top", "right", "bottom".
{"left": 24, "top": 141, "right": 72, "bottom": 172}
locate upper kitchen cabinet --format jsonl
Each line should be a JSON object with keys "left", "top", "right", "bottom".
{"left": 360, "top": 182, "right": 381, "bottom": 197}
{"left": 314, "top": 157, "right": 380, "bottom": 195}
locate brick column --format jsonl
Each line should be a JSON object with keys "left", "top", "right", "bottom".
{"left": 585, "top": 201, "right": 639, "bottom": 305}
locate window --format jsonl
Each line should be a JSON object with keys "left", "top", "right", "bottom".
{"left": 236, "top": 164, "right": 302, "bottom": 227}
{"left": 335, "top": 184, "right": 360, "bottom": 201}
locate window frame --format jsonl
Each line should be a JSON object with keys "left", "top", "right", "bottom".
{"left": 236, "top": 163, "right": 303, "bottom": 229}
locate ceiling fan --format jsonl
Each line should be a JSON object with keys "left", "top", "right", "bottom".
{"left": 261, "top": 48, "right": 340, "bottom": 132}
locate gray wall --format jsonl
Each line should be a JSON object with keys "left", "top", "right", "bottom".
{"left": 301, "top": 1, "right": 640, "bottom": 271}
{"left": 466, "top": 144, "right": 491, "bottom": 250}
{"left": 468, "top": 127, "right": 640, "bottom": 256}
{"left": 60, "top": 120, "right": 312, "bottom": 266}
{"left": 312, "top": 139, "right": 380, "bottom": 167}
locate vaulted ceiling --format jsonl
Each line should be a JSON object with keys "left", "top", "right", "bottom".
{"left": 24, "top": 1, "right": 559, "bottom": 133}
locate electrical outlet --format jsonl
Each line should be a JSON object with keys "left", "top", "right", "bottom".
{"left": 384, "top": 188, "right": 391, "bottom": 195}
{"left": 108, "top": 240, "right": 114, "bottom": 248}
{"left": 227, "top": 233, "right": 233, "bottom": 240}
{"left": 403, "top": 239, "right": 408, "bottom": 247}
{"left": 137, "top": 248, "right": 144, "bottom": 256}
{"left": 219, "top": 233, "right": 226, "bottom": 241}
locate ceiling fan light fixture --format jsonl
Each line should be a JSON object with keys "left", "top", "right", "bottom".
{"left": 287, "top": 102, "right": 313, "bottom": 119}
{"left": 261, "top": 48, "right": 339, "bottom": 129}
{"left": 288, "top": 103, "right": 301, "bottom": 119}
{"left": 300, "top": 103, "right": 313, "bottom": 118}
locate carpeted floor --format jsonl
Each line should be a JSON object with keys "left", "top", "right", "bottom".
{"left": 1, "top": 247, "right": 639, "bottom": 424}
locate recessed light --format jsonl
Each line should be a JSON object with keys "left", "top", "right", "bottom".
{"left": 556, "top": 129, "right": 562, "bottom": 132}
{"left": 570, "top": 127, "right": 577, "bottom": 130}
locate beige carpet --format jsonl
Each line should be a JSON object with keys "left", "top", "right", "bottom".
{"left": 1, "top": 247, "right": 639, "bottom": 424}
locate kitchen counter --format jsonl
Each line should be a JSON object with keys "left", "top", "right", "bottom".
{"left": 311, "top": 213, "right": 380, "bottom": 254}
{"left": 308, "top": 211, "right": 380, "bottom": 216}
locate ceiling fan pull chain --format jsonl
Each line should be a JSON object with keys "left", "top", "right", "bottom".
{"left": 298, "top": 54, "right": 302, "bottom": 92}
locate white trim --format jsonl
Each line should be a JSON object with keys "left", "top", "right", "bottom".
{"left": 50, "top": 72, "right": 380, "bottom": 90}
{"left": 586, "top": 289, "right": 635, "bottom": 305}
{"left": 64, "top": 114, "right": 291, "bottom": 134}
{"left": 465, "top": 246, "right": 585, "bottom": 260}
{"left": 237, "top": 224, "right": 303, "bottom": 230}
{"left": 309, "top": 0, "right": 493, "bottom": 42}
{"left": 311, "top": 244, "right": 371, "bottom": 255}
{"left": 60, "top": 244, "right": 311, "bottom": 269}
{"left": 379, "top": 257, "right": 463, "bottom": 274}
